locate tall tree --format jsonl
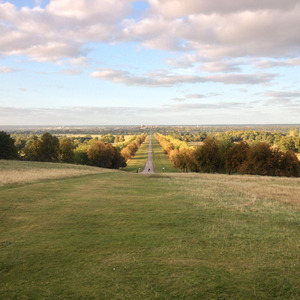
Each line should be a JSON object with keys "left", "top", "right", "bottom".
{"left": 0, "top": 131, "right": 18, "bottom": 159}
{"left": 241, "top": 142, "right": 274, "bottom": 176}
{"left": 87, "top": 141, "right": 106, "bottom": 167}
{"left": 25, "top": 140, "right": 42, "bottom": 161}
{"left": 194, "top": 137, "right": 220, "bottom": 173}
{"left": 40, "top": 132, "right": 60, "bottom": 162}
{"left": 225, "top": 141, "right": 249, "bottom": 174}
{"left": 59, "top": 138, "right": 75, "bottom": 163}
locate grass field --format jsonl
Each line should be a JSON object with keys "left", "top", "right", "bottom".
{"left": 0, "top": 160, "right": 112, "bottom": 186}
{"left": 122, "top": 136, "right": 150, "bottom": 172}
{"left": 152, "top": 135, "right": 179, "bottom": 173}
{"left": 1, "top": 160, "right": 299, "bottom": 299}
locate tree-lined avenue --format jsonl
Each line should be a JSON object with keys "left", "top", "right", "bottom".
{"left": 141, "top": 133, "right": 154, "bottom": 174}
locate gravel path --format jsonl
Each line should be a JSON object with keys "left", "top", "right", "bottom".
{"left": 141, "top": 134, "right": 154, "bottom": 174}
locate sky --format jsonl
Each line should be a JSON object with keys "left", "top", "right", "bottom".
{"left": 0, "top": 0, "right": 300, "bottom": 125}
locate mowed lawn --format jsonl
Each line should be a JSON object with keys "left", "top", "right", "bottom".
{"left": 1, "top": 167, "right": 300, "bottom": 299}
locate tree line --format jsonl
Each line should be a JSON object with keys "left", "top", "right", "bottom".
{"left": 121, "top": 135, "right": 147, "bottom": 161}
{"left": 155, "top": 133, "right": 300, "bottom": 177}
{"left": 0, "top": 131, "right": 147, "bottom": 169}
{"left": 169, "top": 129, "right": 300, "bottom": 153}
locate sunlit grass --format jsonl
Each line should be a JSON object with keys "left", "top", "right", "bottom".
{"left": 0, "top": 160, "right": 112, "bottom": 186}
{"left": 1, "top": 161, "right": 299, "bottom": 299}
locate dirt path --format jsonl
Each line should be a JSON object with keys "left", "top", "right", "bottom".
{"left": 141, "top": 134, "right": 154, "bottom": 174}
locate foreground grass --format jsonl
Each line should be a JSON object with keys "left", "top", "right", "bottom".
{"left": 0, "top": 160, "right": 112, "bottom": 186}
{"left": 1, "top": 166, "right": 299, "bottom": 299}
{"left": 122, "top": 136, "right": 149, "bottom": 172}
{"left": 152, "top": 135, "right": 179, "bottom": 173}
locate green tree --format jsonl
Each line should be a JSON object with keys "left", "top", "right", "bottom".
{"left": 59, "top": 138, "right": 75, "bottom": 163}
{"left": 225, "top": 141, "right": 249, "bottom": 174}
{"left": 278, "top": 136, "right": 296, "bottom": 152}
{"left": 280, "top": 151, "right": 300, "bottom": 177}
{"left": 87, "top": 141, "right": 106, "bottom": 167}
{"left": 218, "top": 137, "right": 233, "bottom": 172}
{"left": 25, "top": 132, "right": 59, "bottom": 162}
{"left": 0, "top": 131, "right": 18, "bottom": 159}
{"left": 39, "top": 132, "right": 60, "bottom": 162}
{"left": 241, "top": 142, "right": 274, "bottom": 176}
{"left": 111, "top": 147, "right": 127, "bottom": 169}
{"left": 87, "top": 141, "right": 125, "bottom": 169}
{"left": 194, "top": 137, "right": 220, "bottom": 173}
{"left": 74, "top": 143, "right": 90, "bottom": 165}
{"left": 25, "top": 140, "right": 42, "bottom": 161}
{"left": 101, "top": 134, "right": 115, "bottom": 144}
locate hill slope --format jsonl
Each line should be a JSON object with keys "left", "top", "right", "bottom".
{"left": 0, "top": 160, "right": 114, "bottom": 186}
{"left": 1, "top": 162, "right": 299, "bottom": 299}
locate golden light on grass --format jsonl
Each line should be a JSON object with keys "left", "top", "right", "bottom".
{"left": 0, "top": 160, "right": 114, "bottom": 186}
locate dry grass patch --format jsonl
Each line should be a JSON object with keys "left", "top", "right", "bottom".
{"left": 0, "top": 160, "right": 114, "bottom": 186}
{"left": 169, "top": 173, "right": 300, "bottom": 212}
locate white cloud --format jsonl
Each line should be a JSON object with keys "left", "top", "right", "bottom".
{"left": 59, "top": 69, "right": 83, "bottom": 76}
{"left": 0, "top": 1, "right": 134, "bottom": 62}
{"left": 148, "top": 0, "right": 299, "bottom": 17}
{"left": 169, "top": 102, "right": 248, "bottom": 112}
{"left": 263, "top": 90, "right": 300, "bottom": 99}
{"left": 90, "top": 68, "right": 276, "bottom": 87}
{"left": 1, "top": 0, "right": 300, "bottom": 64}
{"left": 69, "top": 57, "right": 90, "bottom": 67}
{"left": 201, "top": 61, "right": 242, "bottom": 73}
{"left": 262, "top": 90, "right": 300, "bottom": 109}
{"left": 172, "top": 93, "right": 217, "bottom": 102}
{"left": 123, "top": 2, "right": 300, "bottom": 58}
{"left": 0, "top": 66, "right": 16, "bottom": 73}
{"left": 47, "top": 0, "right": 133, "bottom": 22}
{"left": 254, "top": 58, "right": 300, "bottom": 69}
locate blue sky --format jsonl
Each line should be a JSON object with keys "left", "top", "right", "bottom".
{"left": 0, "top": 0, "right": 300, "bottom": 125}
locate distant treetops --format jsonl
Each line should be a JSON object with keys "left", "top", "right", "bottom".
{"left": 155, "top": 133, "right": 300, "bottom": 177}
{"left": 0, "top": 131, "right": 147, "bottom": 170}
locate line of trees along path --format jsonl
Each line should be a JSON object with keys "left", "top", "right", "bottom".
{"left": 141, "top": 133, "right": 154, "bottom": 173}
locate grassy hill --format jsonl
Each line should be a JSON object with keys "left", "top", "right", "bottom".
{"left": 1, "top": 160, "right": 299, "bottom": 299}
{"left": 0, "top": 160, "right": 114, "bottom": 186}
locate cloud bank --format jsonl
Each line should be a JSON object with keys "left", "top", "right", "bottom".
{"left": 1, "top": 0, "right": 300, "bottom": 62}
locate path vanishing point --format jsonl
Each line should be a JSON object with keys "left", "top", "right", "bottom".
{"left": 141, "top": 134, "right": 154, "bottom": 174}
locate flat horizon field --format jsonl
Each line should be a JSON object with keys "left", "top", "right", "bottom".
{"left": 1, "top": 160, "right": 299, "bottom": 299}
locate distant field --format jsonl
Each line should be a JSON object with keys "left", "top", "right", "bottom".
{"left": 1, "top": 161, "right": 299, "bottom": 299}
{"left": 188, "top": 141, "right": 203, "bottom": 147}
{"left": 0, "top": 160, "right": 112, "bottom": 186}
{"left": 57, "top": 134, "right": 134, "bottom": 141}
